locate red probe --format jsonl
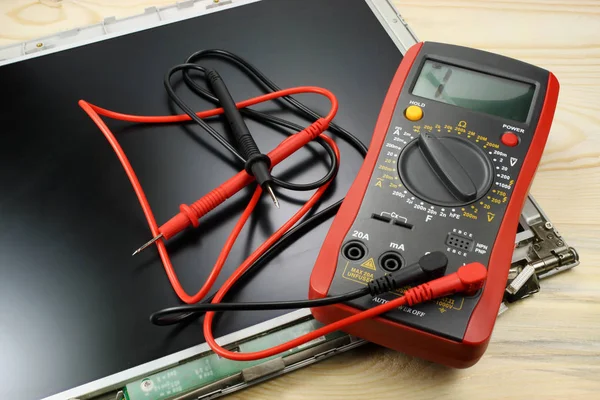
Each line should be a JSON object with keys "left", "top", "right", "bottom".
{"left": 80, "top": 85, "right": 336, "bottom": 305}
{"left": 81, "top": 84, "right": 487, "bottom": 361}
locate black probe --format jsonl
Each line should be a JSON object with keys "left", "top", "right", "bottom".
{"left": 205, "top": 68, "right": 279, "bottom": 207}
{"left": 149, "top": 49, "right": 368, "bottom": 323}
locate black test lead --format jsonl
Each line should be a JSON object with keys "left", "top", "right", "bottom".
{"left": 206, "top": 68, "right": 279, "bottom": 208}
{"left": 130, "top": 48, "right": 349, "bottom": 257}
{"left": 131, "top": 67, "right": 286, "bottom": 257}
{"left": 130, "top": 66, "right": 280, "bottom": 257}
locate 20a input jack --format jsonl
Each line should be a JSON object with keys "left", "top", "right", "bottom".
{"left": 342, "top": 241, "right": 368, "bottom": 261}
{"left": 379, "top": 252, "right": 403, "bottom": 272}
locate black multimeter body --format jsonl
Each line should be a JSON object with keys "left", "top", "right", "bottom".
{"left": 310, "top": 42, "right": 559, "bottom": 367}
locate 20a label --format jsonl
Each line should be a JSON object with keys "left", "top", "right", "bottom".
{"left": 352, "top": 230, "right": 370, "bottom": 240}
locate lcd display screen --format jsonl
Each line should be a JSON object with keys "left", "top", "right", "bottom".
{"left": 412, "top": 60, "right": 535, "bottom": 122}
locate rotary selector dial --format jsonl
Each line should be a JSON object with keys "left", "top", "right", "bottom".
{"left": 397, "top": 132, "right": 493, "bottom": 207}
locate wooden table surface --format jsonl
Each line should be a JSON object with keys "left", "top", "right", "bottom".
{"left": 2, "top": 1, "right": 599, "bottom": 399}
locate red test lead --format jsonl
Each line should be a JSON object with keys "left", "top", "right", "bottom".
{"left": 131, "top": 116, "right": 331, "bottom": 256}
{"left": 80, "top": 83, "right": 338, "bottom": 305}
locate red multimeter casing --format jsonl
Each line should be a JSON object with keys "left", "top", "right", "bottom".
{"left": 309, "top": 42, "right": 559, "bottom": 367}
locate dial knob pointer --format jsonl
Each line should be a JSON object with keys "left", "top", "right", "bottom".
{"left": 417, "top": 132, "right": 478, "bottom": 202}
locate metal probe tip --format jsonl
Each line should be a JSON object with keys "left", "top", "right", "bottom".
{"left": 132, "top": 233, "right": 164, "bottom": 256}
{"left": 265, "top": 184, "right": 280, "bottom": 209}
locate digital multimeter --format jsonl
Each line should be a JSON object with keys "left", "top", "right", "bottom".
{"left": 309, "top": 42, "right": 559, "bottom": 367}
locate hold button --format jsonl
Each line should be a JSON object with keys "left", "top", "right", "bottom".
{"left": 404, "top": 105, "right": 423, "bottom": 121}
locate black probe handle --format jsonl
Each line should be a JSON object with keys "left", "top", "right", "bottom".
{"left": 205, "top": 70, "right": 259, "bottom": 156}
{"left": 206, "top": 69, "right": 271, "bottom": 183}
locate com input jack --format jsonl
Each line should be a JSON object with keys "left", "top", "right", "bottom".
{"left": 342, "top": 241, "right": 368, "bottom": 261}
{"left": 379, "top": 252, "right": 403, "bottom": 272}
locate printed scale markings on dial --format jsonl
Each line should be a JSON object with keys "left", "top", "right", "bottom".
{"left": 379, "top": 125, "right": 411, "bottom": 192}
{"left": 443, "top": 120, "right": 515, "bottom": 212}
{"left": 380, "top": 119, "right": 515, "bottom": 278}
{"left": 375, "top": 85, "right": 527, "bottom": 264}
{"left": 385, "top": 119, "right": 512, "bottom": 224}
{"left": 428, "top": 120, "right": 518, "bottom": 222}
{"left": 382, "top": 118, "right": 512, "bottom": 258}
{"left": 446, "top": 120, "right": 519, "bottom": 197}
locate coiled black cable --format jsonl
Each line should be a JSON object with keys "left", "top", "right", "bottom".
{"left": 152, "top": 50, "right": 369, "bottom": 326}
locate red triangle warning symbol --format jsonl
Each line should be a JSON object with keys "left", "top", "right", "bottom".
{"left": 360, "top": 258, "right": 377, "bottom": 271}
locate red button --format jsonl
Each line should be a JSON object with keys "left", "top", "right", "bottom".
{"left": 501, "top": 132, "right": 519, "bottom": 147}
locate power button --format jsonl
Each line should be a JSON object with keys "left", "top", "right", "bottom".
{"left": 501, "top": 132, "right": 520, "bottom": 147}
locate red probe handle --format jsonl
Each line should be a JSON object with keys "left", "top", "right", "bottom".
{"left": 159, "top": 119, "right": 329, "bottom": 240}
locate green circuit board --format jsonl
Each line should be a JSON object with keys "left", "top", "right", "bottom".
{"left": 124, "top": 318, "right": 347, "bottom": 400}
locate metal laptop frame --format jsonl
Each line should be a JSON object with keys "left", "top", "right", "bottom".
{"left": 0, "top": 0, "right": 417, "bottom": 66}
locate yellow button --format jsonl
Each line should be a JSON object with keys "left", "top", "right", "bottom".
{"left": 405, "top": 105, "right": 423, "bottom": 121}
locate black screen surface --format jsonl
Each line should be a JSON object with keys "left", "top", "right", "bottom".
{"left": 0, "top": 0, "right": 403, "bottom": 398}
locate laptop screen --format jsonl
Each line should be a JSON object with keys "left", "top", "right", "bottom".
{"left": 0, "top": 0, "right": 403, "bottom": 398}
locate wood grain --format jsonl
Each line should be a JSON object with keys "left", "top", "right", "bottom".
{"left": 2, "top": 1, "right": 599, "bottom": 399}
